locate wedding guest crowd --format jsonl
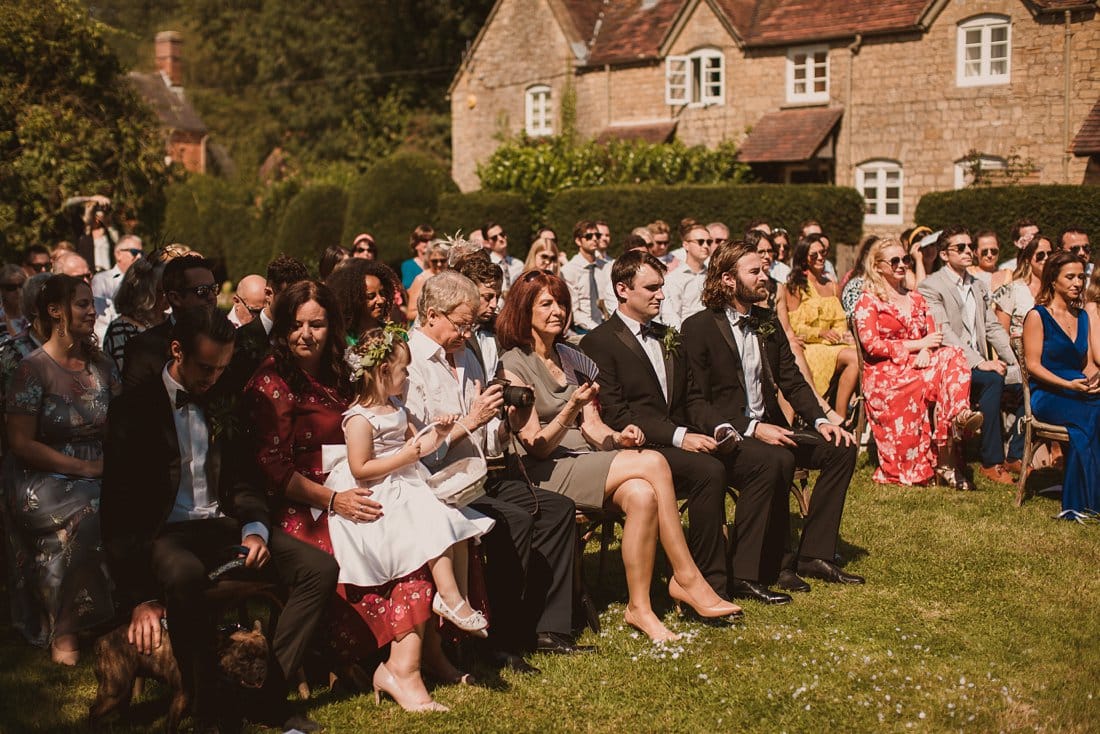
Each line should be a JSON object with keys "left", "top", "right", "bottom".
{"left": 0, "top": 210, "right": 1094, "bottom": 732}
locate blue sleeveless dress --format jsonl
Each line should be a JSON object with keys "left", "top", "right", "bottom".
{"left": 1030, "top": 305, "right": 1100, "bottom": 519}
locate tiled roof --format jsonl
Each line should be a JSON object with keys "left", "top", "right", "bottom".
{"left": 128, "top": 71, "right": 206, "bottom": 134}
{"left": 1072, "top": 97, "right": 1100, "bottom": 155}
{"left": 737, "top": 107, "right": 842, "bottom": 162}
{"left": 596, "top": 120, "right": 678, "bottom": 143}
{"left": 747, "top": 0, "right": 929, "bottom": 46}
{"left": 585, "top": 0, "right": 686, "bottom": 65}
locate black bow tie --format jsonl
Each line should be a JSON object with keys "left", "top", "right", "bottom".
{"left": 638, "top": 322, "right": 660, "bottom": 340}
{"left": 175, "top": 389, "right": 198, "bottom": 410}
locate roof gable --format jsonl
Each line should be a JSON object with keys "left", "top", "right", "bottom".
{"left": 127, "top": 71, "right": 206, "bottom": 134}
{"left": 585, "top": 0, "right": 687, "bottom": 65}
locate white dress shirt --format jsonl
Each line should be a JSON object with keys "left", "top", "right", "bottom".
{"left": 660, "top": 261, "right": 707, "bottom": 329}
{"left": 616, "top": 311, "right": 688, "bottom": 449}
{"left": 560, "top": 253, "right": 616, "bottom": 332}
{"left": 161, "top": 367, "right": 266, "bottom": 541}
{"left": 725, "top": 307, "right": 767, "bottom": 437}
{"left": 474, "top": 327, "right": 499, "bottom": 376}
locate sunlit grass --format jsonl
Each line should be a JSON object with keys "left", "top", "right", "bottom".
{"left": 1, "top": 460, "right": 1097, "bottom": 733}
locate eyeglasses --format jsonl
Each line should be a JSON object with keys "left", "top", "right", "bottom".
{"left": 429, "top": 258, "right": 448, "bottom": 267}
{"left": 119, "top": 248, "right": 143, "bottom": 258}
{"left": 176, "top": 284, "right": 219, "bottom": 299}
{"left": 1033, "top": 250, "right": 1050, "bottom": 263}
{"left": 442, "top": 312, "right": 475, "bottom": 336}
{"left": 1067, "top": 245, "right": 1090, "bottom": 255}
{"left": 691, "top": 238, "right": 714, "bottom": 246}
{"left": 582, "top": 233, "right": 599, "bottom": 241}
{"left": 653, "top": 238, "right": 670, "bottom": 246}
{"left": 0, "top": 283, "right": 22, "bottom": 292}
{"left": 979, "top": 248, "right": 999, "bottom": 257}
{"left": 946, "top": 242, "right": 976, "bottom": 253}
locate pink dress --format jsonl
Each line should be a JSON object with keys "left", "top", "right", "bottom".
{"left": 853, "top": 291, "right": 972, "bottom": 485}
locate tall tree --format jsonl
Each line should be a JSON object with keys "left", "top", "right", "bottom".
{"left": 0, "top": 0, "right": 167, "bottom": 257}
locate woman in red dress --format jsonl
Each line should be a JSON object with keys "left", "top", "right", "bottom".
{"left": 244, "top": 280, "right": 459, "bottom": 703}
{"left": 853, "top": 239, "right": 982, "bottom": 488}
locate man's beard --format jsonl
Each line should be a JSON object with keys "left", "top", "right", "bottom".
{"left": 734, "top": 278, "right": 767, "bottom": 304}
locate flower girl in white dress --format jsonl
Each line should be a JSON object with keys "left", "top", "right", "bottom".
{"left": 324, "top": 326, "right": 495, "bottom": 646}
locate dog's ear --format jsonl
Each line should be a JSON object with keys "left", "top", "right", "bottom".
{"left": 252, "top": 619, "right": 262, "bottom": 634}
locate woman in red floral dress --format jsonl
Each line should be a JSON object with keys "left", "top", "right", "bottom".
{"left": 243, "top": 281, "right": 440, "bottom": 685}
{"left": 853, "top": 239, "right": 982, "bottom": 488}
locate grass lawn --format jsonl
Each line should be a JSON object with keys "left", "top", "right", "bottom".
{"left": 1, "top": 459, "right": 1097, "bottom": 733}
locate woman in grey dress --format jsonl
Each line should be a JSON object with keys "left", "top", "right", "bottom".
{"left": 497, "top": 271, "right": 741, "bottom": 643}
{"left": 6, "top": 275, "right": 117, "bottom": 664}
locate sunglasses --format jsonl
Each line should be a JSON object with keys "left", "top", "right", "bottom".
{"left": 354, "top": 245, "right": 376, "bottom": 255}
{"left": 429, "top": 258, "right": 448, "bottom": 267}
{"left": 808, "top": 250, "right": 827, "bottom": 260}
{"left": 1067, "top": 245, "right": 1090, "bottom": 255}
{"left": 879, "top": 256, "right": 915, "bottom": 268}
{"left": 581, "top": 232, "right": 599, "bottom": 241}
{"left": 1033, "top": 250, "right": 1050, "bottom": 262}
{"left": 0, "top": 283, "right": 22, "bottom": 292}
{"left": 489, "top": 232, "right": 507, "bottom": 241}
{"left": 946, "top": 242, "right": 976, "bottom": 253}
{"left": 979, "top": 248, "right": 999, "bottom": 257}
{"left": 177, "top": 284, "right": 218, "bottom": 299}
{"left": 120, "top": 248, "right": 143, "bottom": 257}
{"left": 691, "top": 238, "right": 715, "bottom": 246}
{"left": 29, "top": 262, "right": 49, "bottom": 273}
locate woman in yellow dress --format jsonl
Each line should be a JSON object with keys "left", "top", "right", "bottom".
{"left": 779, "top": 234, "right": 860, "bottom": 422}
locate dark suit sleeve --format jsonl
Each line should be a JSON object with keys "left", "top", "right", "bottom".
{"left": 682, "top": 315, "right": 750, "bottom": 434}
{"left": 219, "top": 429, "right": 272, "bottom": 534}
{"left": 101, "top": 393, "right": 161, "bottom": 609}
{"left": 581, "top": 330, "right": 676, "bottom": 446}
{"left": 121, "top": 333, "right": 159, "bottom": 391}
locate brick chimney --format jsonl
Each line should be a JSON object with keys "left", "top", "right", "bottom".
{"left": 155, "top": 31, "right": 184, "bottom": 93}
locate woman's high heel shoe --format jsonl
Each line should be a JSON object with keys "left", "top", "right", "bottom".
{"left": 432, "top": 594, "right": 489, "bottom": 638}
{"left": 372, "top": 663, "right": 449, "bottom": 713}
{"left": 951, "top": 409, "right": 983, "bottom": 442}
{"left": 669, "top": 577, "right": 743, "bottom": 620}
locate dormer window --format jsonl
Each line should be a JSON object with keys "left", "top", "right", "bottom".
{"left": 665, "top": 49, "right": 724, "bottom": 107}
{"left": 787, "top": 45, "right": 829, "bottom": 104}
{"left": 957, "top": 15, "right": 1011, "bottom": 87}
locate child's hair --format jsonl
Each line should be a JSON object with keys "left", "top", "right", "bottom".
{"left": 345, "top": 323, "right": 410, "bottom": 406}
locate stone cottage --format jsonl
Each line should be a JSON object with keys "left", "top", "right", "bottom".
{"left": 450, "top": 0, "right": 1099, "bottom": 231}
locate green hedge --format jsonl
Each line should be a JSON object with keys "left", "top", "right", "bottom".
{"left": 915, "top": 185, "right": 1100, "bottom": 253}
{"left": 274, "top": 184, "right": 347, "bottom": 270}
{"left": 435, "top": 191, "right": 533, "bottom": 258}
{"left": 162, "top": 176, "right": 254, "bottom": 267}
{"left": 342, "top": 151, "right": 457, "bottom": 266}
{"left": 545, "top": 184, "right": 864, "bottom": 257}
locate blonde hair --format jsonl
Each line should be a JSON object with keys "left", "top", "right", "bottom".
{"left": 349, "top": 329, "right": 410, "bottom": 407}
{"left": 524, "top": 237, "right": 560, "bottom": 274}
{"left": 861, "top": 237, "right": 906, "bottom": 303}
{"left": 1086, "top": 265, "right": 1100, "bottom": 306}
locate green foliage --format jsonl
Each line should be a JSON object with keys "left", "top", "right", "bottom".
{"left": 436, "top": 192, "right": 532, "bottom": 257}
{"left": 162, "top": 175, "right": 252, "bottom": 264}
{"left": 342, "top": 152, "right": 457, "bottom": 265}
{"left": 477, "top": 136, "right": 752, "bottom": 218}
{"left": 546, "top": 184, "right": 864, "bottom": 257}
{"left": 915, "top": 185, "right": 1100, "bottom": 249}
{"left": 0, "top": 0, "right": 168, "bottom": 260}
{"left": 274, "top": 184, "right": 348, "bottom": 268}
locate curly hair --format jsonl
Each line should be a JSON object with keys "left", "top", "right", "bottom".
{"left": 324, "top": 258, "right": 400, "bottom": 336}
{"left": 266, "top": 254, "right": 310, "bottom": 293}
{"left": 701, "top": 242, "right": 753, "bottom": 310}
{"left": 270, "top": 280, "right": 349, "bottom": 396}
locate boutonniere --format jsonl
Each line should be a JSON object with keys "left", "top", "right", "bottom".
{"left": 205, "top": 395, "right": 241, "bottom": 443}
{"left": 745, "top": 314, "right": 778, "bottom": 339}
{"left": 661, "top": 325, "right": 681, "bottom": 353}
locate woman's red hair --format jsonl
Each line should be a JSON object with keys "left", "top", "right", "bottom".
{"left": 495, "top": 271, "right": 572, "bottom": 351}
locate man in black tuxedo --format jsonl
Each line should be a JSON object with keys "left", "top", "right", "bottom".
{"left": 102, "top": 308, "right": 337, "bottom": 732}
{"left": 682, "top": 242, "right": 862, "bottom": 605}
{"left": 122, "top": 254, "right": 219, "bottom": 390}
{"left": 580, "top": 250, "right": 733, "bottom": 598}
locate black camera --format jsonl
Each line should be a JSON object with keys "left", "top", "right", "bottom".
{"left": 489, "top": 377, "right": 534, "bottom": 410}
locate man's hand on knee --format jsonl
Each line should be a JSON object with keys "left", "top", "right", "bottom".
{"left": 128, "top": 601, "right": 166, "bottom": 655}
{"left": 242, "top": 534, "right": 270, "bottom": 569}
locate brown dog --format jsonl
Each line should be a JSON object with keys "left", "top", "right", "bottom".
{"left": 89, "top": 619, "right": 268, "bottom": 733}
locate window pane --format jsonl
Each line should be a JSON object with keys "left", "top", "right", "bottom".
{"left": 794, "top": 67, "right": 806, "bottom": 81}
{"left": 794, "top": 53, "right": 807, "bottom": 66}
{"left": 991, "top": 26, "right": 1007, "bottom": 43}
{"left": 990, "top": 59, "right": 1006, "bottom": 75}
{"left": 885, "top": 187, "right": 899, "bottom": 200}
{"left": 885, "top": 202, "right": 900, "bottom": 215}
{"left": 966, "top": 29, "right": 982, "bottom": 45}
{"left": 814, "top": 79, "right": 826, "bottom": 93}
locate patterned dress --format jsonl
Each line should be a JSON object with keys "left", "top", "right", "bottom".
{"left": 243, "top": 356, "right": 433, "bottom": 659}
{"left": 5, "top": 348, "right": 117, "bottom": 642}
{"left": 854, "top": 291, "right": 972, "bottom": 485}
{"left": 788, "top": 285, "right": 850, "bottom": 394}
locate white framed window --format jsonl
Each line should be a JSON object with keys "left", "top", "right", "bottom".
{"left": 954, "top": 154, "right": 1007, "bottom": 189}
{"left": 957, "top": 15, "right": 1011, "bottom": 87}
{"left": 525, "top": 85, "right": 552, "bottom": 137}
{"left": 665, "top": 49, "right": 724, "bottom": 106}
{"left": 786, "top": 45, "right": 829, "bottom": 103}
{"left": 856, "top": 160, "right": 903, "bottom": 225}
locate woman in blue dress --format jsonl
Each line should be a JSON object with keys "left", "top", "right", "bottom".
{"left": 1021, "top": 251, "right": 1100, "bottom": 520}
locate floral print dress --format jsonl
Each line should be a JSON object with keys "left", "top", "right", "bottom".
{"left": 853, "top": 291, "right": 972, "bottom": 485}
{"left": 243, "top": 356, "right": 433, "bottom": 660}
{"left": 5, "top": 348, "right": 117, "bottom": 642}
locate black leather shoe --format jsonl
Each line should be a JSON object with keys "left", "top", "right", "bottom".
{"left": 776, "top": 568, "right": 811, "bottom": 593}
{"left": 728, "top": 579, "right": 792, "bottom": 605}
{"left": 486, "top": 649, "right": 541, "bottom": 675}
{"left": 797, "top": 558, "right": 865, "bottom": 585}
{"left": 535, "top": 631, "right": 597, "bottom": 655}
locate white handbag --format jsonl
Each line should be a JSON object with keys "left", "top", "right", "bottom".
{"left": 419, "top": 421, "right": 487, "bottom": 508}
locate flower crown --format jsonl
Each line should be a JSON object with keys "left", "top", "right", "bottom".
{"left": 344, "top": 322, "right": 408, "bottom": 382}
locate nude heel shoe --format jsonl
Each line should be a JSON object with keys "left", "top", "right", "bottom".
{"left": 669, "top": 577, "right": 743, "bottom": 620}
{"left": 371, "top": 663, "right": 450, "bottom": 713}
